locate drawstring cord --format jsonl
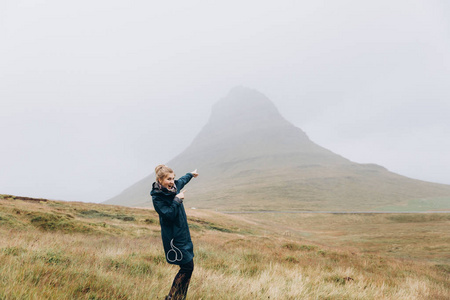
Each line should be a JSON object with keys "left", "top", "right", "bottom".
{"left": 167, "top": 239, "right": 183, "bottom": 263}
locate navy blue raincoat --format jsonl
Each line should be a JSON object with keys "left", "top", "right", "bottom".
{"left": 151, "top": 173, "right": 194, "bottom": 265}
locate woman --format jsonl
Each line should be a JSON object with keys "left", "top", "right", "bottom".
{"left": 150, "top": 165, "right": 199, "bottom": 300}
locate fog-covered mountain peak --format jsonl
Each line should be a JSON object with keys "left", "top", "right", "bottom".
{"left": 208, "top": 86, "right": 286, "bottom": 127}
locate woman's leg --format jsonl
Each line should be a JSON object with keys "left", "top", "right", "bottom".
{"left": 166, "top": 260, "right": 194, "bottom": 300}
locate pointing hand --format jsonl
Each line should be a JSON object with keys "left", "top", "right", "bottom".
{"left": 177, "top": 190, "right": 186, "bottom": 199}
{"left": 191, "top": 169, "right": 199, "bottom": 178}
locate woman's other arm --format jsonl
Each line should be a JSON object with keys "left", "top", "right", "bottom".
{"left": 152, "top": 196, "right": 182, "bottom": 222}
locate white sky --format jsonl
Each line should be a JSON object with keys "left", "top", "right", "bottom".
{"left": 1, "top": 0, "right": 449, "bottom": 203}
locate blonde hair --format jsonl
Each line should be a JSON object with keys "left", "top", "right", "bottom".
{"left": 155, "top": 165, "right": 174, "bottom": 183}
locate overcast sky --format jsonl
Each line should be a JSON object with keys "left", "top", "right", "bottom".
{"left": 1, "top": 0, "right": 449, "bottom": 203}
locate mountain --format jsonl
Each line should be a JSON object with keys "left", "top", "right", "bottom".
{"left": 105, "top": 87, "right": 450, "bottom": 211}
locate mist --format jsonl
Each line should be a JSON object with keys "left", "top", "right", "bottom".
{"left": 1, "top": 0, "right": 449, "bottom": 202}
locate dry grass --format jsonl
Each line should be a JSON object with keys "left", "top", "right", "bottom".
{"left": 0, "top": 195, "right": 449, "bottom": 299}
{"left": 240, "top": 212, "right": 450, "bottom": 264}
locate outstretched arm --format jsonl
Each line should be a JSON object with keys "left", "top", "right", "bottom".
{"left": 175, "top": 169, "right": 199, "bottom": 191}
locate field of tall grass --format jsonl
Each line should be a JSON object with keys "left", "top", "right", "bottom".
{"left": 0, "top": 195, "right": 449, "bottom": 299}
{"left": 241, "top": 212, "right": 450, "bottom": 264}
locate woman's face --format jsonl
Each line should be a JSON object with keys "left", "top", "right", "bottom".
{"left": 160, "top": 173, "right": 175, "bottom": 189}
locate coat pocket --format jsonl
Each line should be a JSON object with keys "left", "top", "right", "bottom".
{"left": 173, "top": 225, "right": 188, "bottom": 244}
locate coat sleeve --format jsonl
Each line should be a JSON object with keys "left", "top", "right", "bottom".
{"left": 152, "top": 195, "right": 181, "bottom": 222}
{"left": 175, "top": 173, "right": 193, "bottom": 191}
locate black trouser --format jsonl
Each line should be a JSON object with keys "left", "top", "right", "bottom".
{"left": 166, "top": 260, "right": 194, "bottom": 300}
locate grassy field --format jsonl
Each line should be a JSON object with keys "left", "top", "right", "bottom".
{"left": 0, "top": 195, "right": 449, "bottom": 299}
{"left": 238, "top": 212, "right": 450, "bottom": 264}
